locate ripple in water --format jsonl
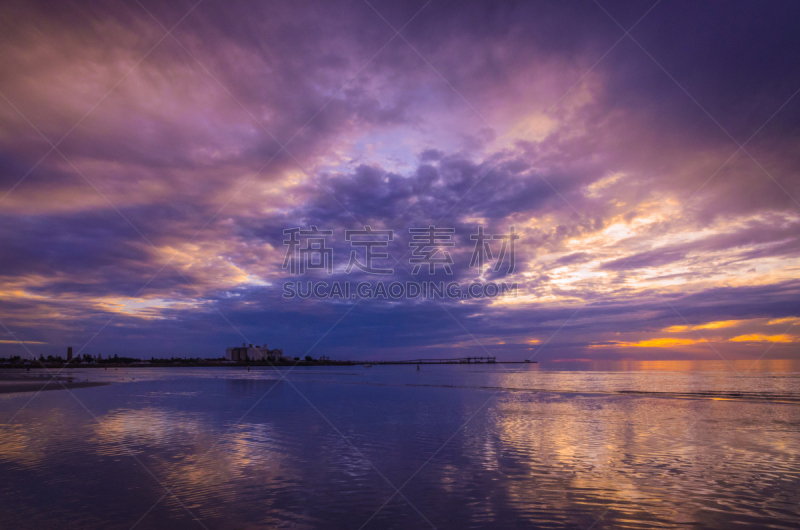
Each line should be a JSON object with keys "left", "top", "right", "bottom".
{"left": 0, "top": 363, "right": 798, "bottom": 529}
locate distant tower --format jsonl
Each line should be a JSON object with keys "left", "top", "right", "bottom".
{"left": 67, "top": 347, "right": 73, "bottom": 361}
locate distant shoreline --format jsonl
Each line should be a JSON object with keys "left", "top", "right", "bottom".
{"left": 1, "top": 360, "right": 535, "bottom": 369}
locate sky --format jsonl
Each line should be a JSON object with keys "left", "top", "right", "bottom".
{"left": 0, "top": 0, "right": 799, "bottom": 361}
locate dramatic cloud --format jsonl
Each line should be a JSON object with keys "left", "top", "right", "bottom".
{"left": 1, "top": 0, "right": 799, "bottom": 361}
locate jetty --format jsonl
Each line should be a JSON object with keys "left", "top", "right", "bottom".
{"left": 365, "top": 356, "right": 536, "bottom": 365}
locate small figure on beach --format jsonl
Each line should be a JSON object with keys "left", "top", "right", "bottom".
{"left": 417, "top": 364, "right": 420, "bottom": 371}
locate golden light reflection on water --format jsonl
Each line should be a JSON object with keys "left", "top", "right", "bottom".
{"left": 1, "top": 367, "right": 799, "bottom": 529}
{"left": 558, "top": 358, "right": 800, "bottom": 373}
{"left": 88, "top": 406, "right": 302, "bottom": 519}
{"left": 0, "top": 405, "right": 81, "bottom": 466}
{"left": 479, "top": 383, "right": 800, "bottom": 528}
{"left": 0, "top": 401, "right": 300, "bottom": 520}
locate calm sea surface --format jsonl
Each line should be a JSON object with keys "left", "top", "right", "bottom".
{"left": 1, "top": 360, "right": 799, "bottom": 529}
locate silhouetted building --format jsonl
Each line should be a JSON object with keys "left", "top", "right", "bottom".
{"left": 67, "top": 347, "right": 73, "bottom": 362}
{"left": 225, "top": 342, "right": 286, "bottom": 361}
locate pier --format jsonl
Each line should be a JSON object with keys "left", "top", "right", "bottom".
{"left": 366, "top": 357, "right": 536, "bottom": 365}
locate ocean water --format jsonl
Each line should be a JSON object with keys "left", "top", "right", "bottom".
{"left": 1, "top": 360, "right": 799, "bottom": 529}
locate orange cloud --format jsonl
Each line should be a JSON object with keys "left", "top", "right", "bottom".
{"left": 728, "top": 334, "right": 796, "bottom": 343}
{"left": 608, "top": 338, "right": 705, "bottom": 348}
{"left": 767, "top": 317, "right": 800, "bottom": 326}
{"left": 664, "top": 320, "right": 743, "bottom": 332}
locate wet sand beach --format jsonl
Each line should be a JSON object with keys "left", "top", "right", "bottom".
{"left": 0, "top": 374, "right": 109, "bottom": 394}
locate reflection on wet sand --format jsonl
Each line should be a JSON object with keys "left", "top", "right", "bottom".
{"left": 92, "top": 407, "right": 305, "bottom": 524}
{"left": 0, "top": 365, "right": 798, "bottom": 529}
{"left": 479, "top": 381, "right": 800, "bottom": 528}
